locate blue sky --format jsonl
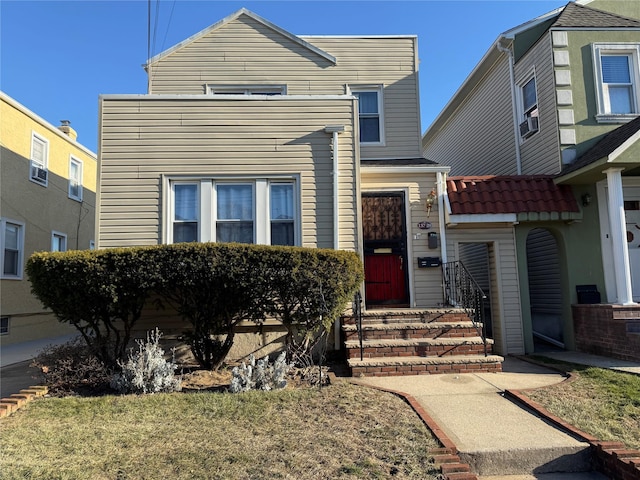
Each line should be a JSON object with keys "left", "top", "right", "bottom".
{"left": 1, "top": 0, "right": 564, "bottom": 153}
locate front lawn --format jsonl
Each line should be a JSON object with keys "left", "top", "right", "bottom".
{"left": 524, "top": 357, "right": 640, "bottom": 449}
{"left": 0, "top": 382, "right": 439, "bottom": 479}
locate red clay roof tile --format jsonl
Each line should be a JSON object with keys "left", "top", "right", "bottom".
{"left": 447, "top": 175, "right": 579, "bottom": 215}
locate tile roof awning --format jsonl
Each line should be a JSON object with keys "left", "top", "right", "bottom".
{"left": 446, "top": 175, "right": 581, "bottom": 224}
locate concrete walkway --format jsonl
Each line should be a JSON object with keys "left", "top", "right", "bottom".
{"left": 353, "top": 357, "right": 606, "bottom": 476}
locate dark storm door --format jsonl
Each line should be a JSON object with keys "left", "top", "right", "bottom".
{"left": 362, "top": 192, "right": 409, "bottom": 307}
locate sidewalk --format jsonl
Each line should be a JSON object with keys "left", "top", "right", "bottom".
{"left": 352, "top": 354, "right": 640, "bottom": 476}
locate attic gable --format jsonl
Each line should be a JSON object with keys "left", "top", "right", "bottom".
{"left": 145, "top": 8, "right": 336, "bottom": 68}
{"left": 552, "top": 2, "right": 640, "bottom": 28}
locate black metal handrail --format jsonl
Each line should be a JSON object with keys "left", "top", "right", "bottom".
{"left": 352, "top": 291, "right": 364, "bottom": 361}
{"left": 442, "top": 261, "right": 488, "bottom": 356}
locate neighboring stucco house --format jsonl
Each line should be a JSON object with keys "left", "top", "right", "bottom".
{"left": 0, "top": 92, "right": 97, "bottom": 346}
{"left": 422, "top": 0, "right": 640, "bottom": 361}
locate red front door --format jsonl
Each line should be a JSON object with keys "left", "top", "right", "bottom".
{"left": 362, "top": 193, "right": 409, "bottom": 307}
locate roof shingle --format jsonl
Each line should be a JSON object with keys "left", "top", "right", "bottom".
{"left": 552, "top": 2, "right": 640, "bottom": 28}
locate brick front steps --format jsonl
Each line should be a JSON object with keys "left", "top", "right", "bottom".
{"left": 342, "top": 309, "right": 503, "bottom": 377}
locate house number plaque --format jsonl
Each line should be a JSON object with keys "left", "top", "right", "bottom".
{"left": 417, "top": 221, "right": 432, "bottom": 230}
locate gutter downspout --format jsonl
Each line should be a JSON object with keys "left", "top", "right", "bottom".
{"left": 436, "top": 171, "right": 448, "bottom": 265}
{"left": 497, "top": 38, "right": 522, "bottom": 175}
{"left": 325, "top": 125, "right": 345, "bottom": 349}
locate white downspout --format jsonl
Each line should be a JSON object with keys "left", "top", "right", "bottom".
{"left": 436, "top": 171, "right": 448, "bottom": 264}
{"left": 325, "top": 125, "right": 345, "bottom": 349}
{"left": 497, "top": 39, "right": 522, "bottom": 175}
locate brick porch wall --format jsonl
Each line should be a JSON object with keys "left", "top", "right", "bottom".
{"left": 572, "top": 304, "right": 640, "bottom": 362}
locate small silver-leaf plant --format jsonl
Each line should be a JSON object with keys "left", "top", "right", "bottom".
{"left": 229, "top": 351, "right": 290, "bottom": 393}
{"left": 110, "top": 327, "right": 182, "bottom": 394}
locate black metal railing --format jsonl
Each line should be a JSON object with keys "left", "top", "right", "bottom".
{"left": 442, "top": 261, "right": 488, "bottom": 356}
{"left": 352, "top": 291, "right": 364, "bottom": 361}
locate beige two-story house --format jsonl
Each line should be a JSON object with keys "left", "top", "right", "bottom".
{"left": 422, "top": 0, "right": 640, "bottom": 361}
{"left": 99, "top": 9, "right": 486, "bottom": 366}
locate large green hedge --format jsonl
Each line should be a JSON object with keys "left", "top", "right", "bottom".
{"left": 27, "top": 243, "right": 363, "bottom": 369}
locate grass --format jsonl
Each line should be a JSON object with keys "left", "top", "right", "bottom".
{"left": 524, "top": 356, "right": 640, "bottom": 449}
{"left": 0, "top": 381, "right": 440, "bottom": 479}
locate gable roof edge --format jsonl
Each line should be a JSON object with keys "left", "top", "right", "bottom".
{"left": 145, "top": 8, "right": 336, "bottom": 69}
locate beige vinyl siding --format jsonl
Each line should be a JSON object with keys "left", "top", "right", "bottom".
{"left": 147, "top": 15, "right": 421, "bottom": 160}
{"left": 421, "top": 55, "right": 517, "bottom": 175}
{"left": 99, "top": 96, "right": 358, "bottom": 250}
{"left": 447, "top": 227, "right": 524, "bottom": 355}
{"left": 515, "top": 32, "right": 562, "bottom": 175}
{"left": 360, "top": 171, "right": 443, "bottom": 307}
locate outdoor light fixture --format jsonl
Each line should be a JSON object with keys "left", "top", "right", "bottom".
{"left": 425, "top": 189, "right": 437, "bottom": 217}
{"left": 581, "top": 193, "right": 592, "bottom": 207}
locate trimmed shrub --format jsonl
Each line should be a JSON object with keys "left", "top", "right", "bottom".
{"left": 26, "top": 248, "right": 161, "bottom": 366}
{"left": 27, "top": 242, "right": 363, "bottom": 371}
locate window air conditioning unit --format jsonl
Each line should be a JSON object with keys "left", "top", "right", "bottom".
{"left": 519, "top": 116, "right": 539, "bottom": 138}
{"left": 31, "top": 165, "right": 48, "bottom": 183}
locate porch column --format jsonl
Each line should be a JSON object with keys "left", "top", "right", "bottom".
{"left": 604, "top": 167, "right": 634, "bottom": 305}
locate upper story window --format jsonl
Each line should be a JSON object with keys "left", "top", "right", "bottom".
{"left": 350, "top": 86, "right": 384, "bottom": 145}
{"left": 517, "top": 72, "right": 539, "bottom": 140}
{"left": 207, "top": 85, "right": 286, "bottom": 95}
{"left": 30, "top": 132, "right": 49, "bottom": 186}
{"left": 593, "top": 43, "right": 640, "bottom": 122}
{"left": 1, "top": 218, "right": 24, "bottom": 279}
{"left": 69, "top": 157, "right": 83, "bottom": 201}
{"left": 169, "top": 178, "right": 298, "bottom": 246}
{"left": 51, "top": 231, "right": 67, "bottom": 252}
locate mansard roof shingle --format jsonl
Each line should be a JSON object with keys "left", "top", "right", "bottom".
{"left": 560, "top": 115, "right": 640, "bottom": 176}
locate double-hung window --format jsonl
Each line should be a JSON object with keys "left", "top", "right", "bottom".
{"left": 350, "top": 86, "right": 384, "bottom": 144}
{"left": 30, "top": 132, "right": 49, "bottom": 186}
{"left": 593, "top": 43, "right": 640, "bottom": 121}
{"left": 172, "top": 183, "right": 199, "bottom": 243}
{"left": 517, "top": 73, "right": 539, "bottom": 139}
{"left": 1, "top": 219, "right": 24, "bottom": 279}
{"left": 51, "top": 231, "right": 67, "bottom": 252}
{"left": 169, "top": 178, "right": 298, "bottom": 246}
{"left": 69, "top": 157, "right": 83, "bottom": 201}
{"left": 216, "top": 184, "right": 254, "bottom": 243}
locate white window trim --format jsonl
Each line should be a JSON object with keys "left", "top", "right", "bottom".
{"left": 68, "top": 156, "right": 83, "bottom": 201}
{"left": 348, "top": 84, "right": 385, "bottom": 146}
{"left": 1, "top": 218, "right": 25, "bottom": 280}
{"left": 51, "top": 231, "right": 67, "bottom": 252}
{"left": 207, "top": 85, "right": 287, "bottom": 95}
{"left": 515, "top": 69, "right": 539, "bottom": 142}
{"left": 30, "top": 132, "right": 49, "bottom": 187}
{"left": 592, "top": 43, "right": 640, "bottom": 122}
{"left": 165, "top": 176, "right": 300, "bottom": 246}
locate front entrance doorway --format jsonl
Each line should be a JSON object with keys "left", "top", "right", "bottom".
{"left": 362, "top": 192, "right": 409, "bottom": 308}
